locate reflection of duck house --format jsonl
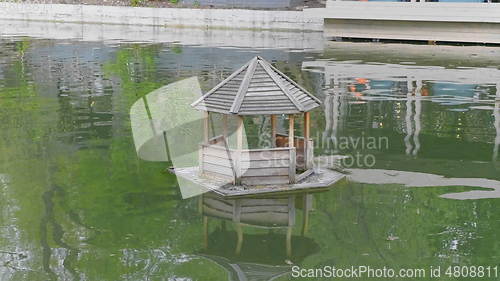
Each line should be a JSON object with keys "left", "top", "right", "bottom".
{"left": 175, "top": 56, "right": 345, "bottom": 197}
{"left": 200, "top": 192, "right": 317, "bottom": 260}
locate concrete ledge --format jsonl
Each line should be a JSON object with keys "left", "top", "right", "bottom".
{"left": 325, "top": 19, "right": 500, "bottom": 44}
{"left": 0, "top": 2, "right": 323, "bottom": 31}
{"left": 317, "top": 1, "right": 500, "bottom": 43}
{"left": 322, "top": 1, "right": 500, "bottom": 23}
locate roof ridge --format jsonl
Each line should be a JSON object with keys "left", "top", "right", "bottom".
{"left": 258, "top": 59, "right": 305, "bottom": 112}
{"left": 230, "top": 57, "right": 258, "bottom": 113}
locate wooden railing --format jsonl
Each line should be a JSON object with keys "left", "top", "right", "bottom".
{"left": 199, "top": 135, "right": 296, "bottom": 185}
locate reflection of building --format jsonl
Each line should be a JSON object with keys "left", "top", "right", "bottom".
{"left": 302, "top": 59, "right": 500, "bottom": 178}
{"left": 197, "top": 191, "right": 317, "bottom": 281}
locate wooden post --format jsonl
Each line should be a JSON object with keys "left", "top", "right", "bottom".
{"left": 288, "top": 115, "right": 296, "bottom": 183}
{"left": 198, "top": 195, "right": 203, "bottom": 214}
{"left": 235, "top": 116, "right": 243, "bottom": 185}
{"left": 235, "top": 223, "right": 243, "bottom": 255}
{"left": 271, "top": 114, "right": 277, "bottom": 148}
{"left": 234, "top": 199, "right": 243, "bottom": 255}
{"left": 203, "top": 111, "right": 209, "bottom": 144}
{"left": 199, "top": 145, "right": 204, "bottom": 176}
{"left": 203, "top": 216, "right": 209, "bottom": 249}
{"left": 304, "top": 112, "right": 311, "bottom": 169}
{"left": 286, "top": 227, "right": 292, "bottom": 258}
{"left": 286, "top": 195, "right": 295, "bottom": 258}
{"left": 289, "top": 148, "right": 296, "bottom": 184}
{"left": 223, "top": 114, "right": 228, "bottom": 140}
{"left": 302, "top": 194, "right": 310, "bottom": 236}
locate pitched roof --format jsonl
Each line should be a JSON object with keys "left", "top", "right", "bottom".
{"left": 191, "top": 56, "right": 321, "bottom": 115}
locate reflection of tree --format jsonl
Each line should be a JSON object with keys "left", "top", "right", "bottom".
{"left": 0, "top": 43, "right": 227, "bottom": 280}
{"left": 0, "top": 38, "right": 61, "bottom": 280}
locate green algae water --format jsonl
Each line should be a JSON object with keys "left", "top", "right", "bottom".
{"left": 0, "top": 32, "right": 499, "bottom": 280}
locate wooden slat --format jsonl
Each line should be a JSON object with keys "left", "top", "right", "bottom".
{"left": 241, "top": 176, "right": 290, "bottom": 186}
{"left": 204, "top": 170, "right": 234, "bottom": 180}
{"left": 238, "top": 110, "right": 300, "bottom": 115}
{"left": 203, "top": 146, "right": 231, "bottom": 159}
{"left": 244, "top": 96, "right": 290, "bottom": 101}
{"left": 191, "top": 61, "right": 249, "bottom": 108}
{"left": 241, "top": 105, "right": 297, "bottom": 110}
{"left": 241, "top": 167, "right": 289, "bottom": 177}
{"left": 247, "top": 86, "right": 282, "bottom": 92}
{"left": 212, "top": 90, "right": 238, "bottom": 96}
{"left": 259, "top": 60, "right": 304, "bottom": 112}
{"left": 204, "top": 197, "right": 233, "bottom": 210}
{"left": 249, "top": 79, "right": 276, "bottom": 85}
{"left": 240, "top": 213, "right": 289, "bottom": 227}
{"left": 206, "top": 96, "right": 236, "bottom": 103}
{"left": 251, "top": 74, "right": 271, "bottom": 79}
{"left": 249, "top": 81, "right": 278, "bottom": 86}
{"left": 220, "top": 85, "right": 241, "bottom": 90}
{"left": 205, "top": 100, "right": 233, "bottom": 107}
{"left": 203, "top": 155, "right": 233, "bottom": 168}
{"left": 240, "top": 198, "right": 288, "bottom": 206}
{"left": 241, "top": 147, "right": 292, "bottom": 152}
{"left": 245, "top": 92, "right": 286, "bottom": 97}
{"left": 204, "top": 163, "right": 234, "bottom": 177}
{"left": 203, "top": 103, "right": 231, "bottom": 111}
{"left": 243, "top": 159, "right": 290, "bottom": 169}
{"left": 242, "top": 100, "right": 292, "bottom": 106}
{"left": 203, "top": 205, "right": 233, "bottom": 220}
{"left": 296, "top": 169, "right": 314, "bottom": 182}
{"left": 241, "top": 150, "right": 290, "bottom": 161}
{"left": 241, "top": 205, "right": 289, "bottom": 213}
{"left": 242, "top": 100, "right": 294, "bottom": 105}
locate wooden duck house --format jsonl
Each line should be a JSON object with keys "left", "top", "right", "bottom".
{"left": 174, "top": 56, "right": 345, "bottom": 198}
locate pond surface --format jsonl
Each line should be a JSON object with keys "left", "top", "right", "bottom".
{"left": 0, "top": 24, "right": 499, "bottom": 281}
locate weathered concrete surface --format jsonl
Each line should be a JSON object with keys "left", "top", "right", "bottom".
{"left": 312, "top": 1, "right": 500, "bottom": 43}
{"left": 0, "top": 19, "right": 324, "bottom": 50}
{"left": 0, "top": 2, "right": 323, "bottom": 31}
{"left": 182, "top": 0, "right": 304, "bottom": 9}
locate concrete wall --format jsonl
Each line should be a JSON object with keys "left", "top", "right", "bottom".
{"left": 0, "top": 2, "right": 323, "bottom": 31}
{"left": 181, "top": 0, "right": 304, "bottom": 9}
{"left": 315, "top": 1, "right": 500, "bottom": 43}
{"left": 323, "top": 1, "right": 500, "bottom": 23}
